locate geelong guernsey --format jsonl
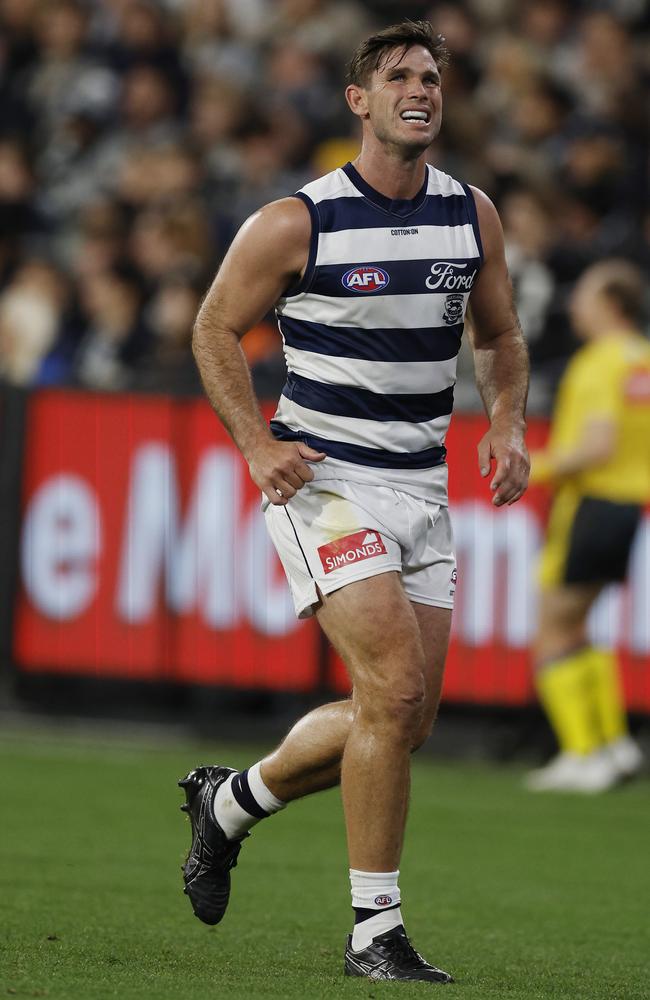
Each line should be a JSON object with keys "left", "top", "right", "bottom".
{"left": 270, "top": 161, "right": 484, "bottom": 502}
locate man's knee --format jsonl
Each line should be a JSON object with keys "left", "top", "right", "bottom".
{"left": 357, "top": 674, "right": 426, "bottom": 735}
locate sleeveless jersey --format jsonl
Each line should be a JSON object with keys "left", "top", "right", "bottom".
{"left": 270, "top": 161, "right": 483, "bottom": 500}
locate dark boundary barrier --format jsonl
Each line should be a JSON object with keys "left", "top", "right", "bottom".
{"left": 0, "top": 386, "right": 26, "bottom": 669}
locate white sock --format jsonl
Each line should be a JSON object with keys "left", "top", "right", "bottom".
{"left": 350, "top": 868, "right": 403, "bottom": 951}
{"left": 213, "top": 762, "right": 286, "bottom": 841}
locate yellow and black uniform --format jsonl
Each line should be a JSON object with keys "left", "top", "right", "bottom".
{"left": 536, "top": 331, "right": 650, "bottom": 588}
{"left": 531, "top": 331, "right": 650, "bottom": 762}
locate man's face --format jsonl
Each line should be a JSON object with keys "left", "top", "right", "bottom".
{"left": 349, "top": 45, "right": 443, "bottom": 154}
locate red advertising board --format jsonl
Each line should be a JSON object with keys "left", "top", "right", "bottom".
{"left": 14, "top": 391, "right": 319, "bottom": 690}
{"left": 13, "top": 391, "right": 650, "bottom": 709}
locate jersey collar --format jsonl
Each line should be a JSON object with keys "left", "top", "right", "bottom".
{"left": 342, "top": 161, "right": 429, "bottom": 219}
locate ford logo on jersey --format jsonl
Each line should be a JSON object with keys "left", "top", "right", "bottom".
{"left": 425, "top": 260, "right": 478, "bottom": 291}
{"left": 342, "top": 266, "right": 390, "bottom": 293}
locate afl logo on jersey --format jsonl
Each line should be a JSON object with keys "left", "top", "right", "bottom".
{"left": 342, "top": 266, "right": 390, "bottom": 293}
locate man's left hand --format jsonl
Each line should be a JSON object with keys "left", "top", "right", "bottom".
{"left": 477, "top": 421, "right": 530, "bottom": 506}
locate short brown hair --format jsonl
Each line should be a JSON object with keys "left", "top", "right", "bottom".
{"left": 592, "top": 259, "right": 647, "bottom": 324}
{"left": 347, "top": 20, "right": 450, "bottom": 87}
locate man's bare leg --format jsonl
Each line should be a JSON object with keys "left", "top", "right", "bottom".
{"left": 211, "top": 576, "right": 450, "bottom": 859}
{"left": 306, "top": 573, "right": 440, "bottom": 871}
{"left": 182, "top": 572, "right": 451, "bottom": 933}
{"left": 260, "top": 589, "right": 451, "bottom": 817}
{"left": 306, "top": 574, "right": 451, "bottom": 958}
{"left": 261, "top": 699, "right": 354, "bottom": 800}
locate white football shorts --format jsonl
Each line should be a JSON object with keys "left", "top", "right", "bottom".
{"left": 263, "top": 478, "right": 456, "bottom": 619}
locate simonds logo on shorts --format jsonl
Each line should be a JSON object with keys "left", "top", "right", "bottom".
{"left": 317, "top": 530, "right": 387, "bottom": 574}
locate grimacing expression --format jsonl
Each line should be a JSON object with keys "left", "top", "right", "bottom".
{"left": 353, "top": 45, "right": 443, "bottom": 152}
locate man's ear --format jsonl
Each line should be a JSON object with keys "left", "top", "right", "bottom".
{"left": 345, "top": 84, "right": 370, "bottom": 119}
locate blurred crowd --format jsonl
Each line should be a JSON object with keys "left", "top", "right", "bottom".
{"left": 0, "top": 0, "right": 648, "bottom": 405}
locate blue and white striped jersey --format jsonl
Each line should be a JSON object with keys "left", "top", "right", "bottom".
{"left": 271, "top": 161, "right": 483, "bottom": 501}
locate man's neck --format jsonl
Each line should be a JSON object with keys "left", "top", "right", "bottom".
{"left": 352, "top": 146, "right": 428, "bottom": 201}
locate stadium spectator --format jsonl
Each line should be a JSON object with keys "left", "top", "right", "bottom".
{"left": 68, "top": 199, "right": 128, "bottom": 280}
{"left": 0, "top": 1, "right": 647, "bottom": 395}
{"left": 0, "top": 258, "right": 67, "bottom": 385}
{"left": 179, "top": 0, "right": 261, "bottom": 85}
{"left": 0, "top": 139, "right": 44, "bottom": 269}
{"left": 73, "top": 264, "right": 149, "bottom": 390}
{"left": 134, "top": 277, "right": 202, "bottom": 393}
{"left": 526, "top": 259, "right": 649, "bottom": 793}
{"left": 128, "top": 202, "right": 213, "bottom": 285}
{"left": 501, "top": 187, "right": 555, "bottom": 353}
{"left": 25, "top": 0, "right": 94, "bottom": 130}
{"left": 261, "top": 0, "right": 373, "bottom": 60}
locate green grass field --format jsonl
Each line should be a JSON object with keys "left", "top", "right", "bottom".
{"left": 1, "top": 727, "right": 648, "bottom": 1000}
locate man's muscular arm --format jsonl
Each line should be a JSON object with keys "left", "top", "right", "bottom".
{"left": 193, "top": 197, "right": 325, "bottom": 506}
{"left": 467, "top": 186, "right": 530, "bottom": 506}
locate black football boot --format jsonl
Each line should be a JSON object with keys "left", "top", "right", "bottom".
{"left": 178, "top": 765, "right": 247, "bottom": 925}
{"left": 344, "top": 924, "right": 454, "bottom": 983}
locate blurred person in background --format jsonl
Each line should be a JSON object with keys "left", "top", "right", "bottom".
{"left": 187, "top": 75, "right": 248, "bottom": 182}
{"left": 501, "top": 186, "right": 555, "bottom": 350}
{"left": 128, "top": 202, "right": 213, "bottom": 286}
{"left": 0, "top": 258, "right": 67, "bottom": 385}
{"left": 133, "top": 277, "right": 202, "bottom": 394}
{"left": 265, "top": 40, "right": 341, "bottom": 151}
{"left": 180, "top": 0, "right": 263, "bottom": 84}
{"left": 526, "top": 259, "right": 650, "bottom": 793}
{"left": 36, "top": 85, "right": 118, "bottom": 228}
{"left": 183, "top": 19, "right": 529, "bottom": 984}
{"left": 90, "top": 61, "right": 182, "bottom": 196}
{"left": 68, "top": 199, "right": 128, "bottom": 280}
{"left": 115, "top": 143, "right": 204, "bottom": 212}
{"left": 570, "top": 11, "right": 641, "bottom": 123}
{"left": 262, "top": 0, "right": 373, "bottom": 61}
{"left": 0, "top": 138, "right": 44, "bottom": 274}
{"left": 517, "top": 0, "right": 575, "bottom": 76}
{"left": 73, "top": 263, "right": 149, "bottom": 390}
{"left": 102, "top": 0, "right": 184, "bottom": 83}
{"left": 24, "top": 0, "right": 93, "bottom": 131}
{"left": 224, "top": 123, "right": 306, "bottom": 232}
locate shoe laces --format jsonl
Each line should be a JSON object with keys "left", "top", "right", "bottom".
{"left": 385, "top": 929, "right": 428, "bottom": 969}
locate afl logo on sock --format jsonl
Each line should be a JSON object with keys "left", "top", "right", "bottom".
{"left": 342, "top": 266, "right": 389, "bottom": 293}
{"left": 374, "top": 895, "right": 393, "bottom": 907}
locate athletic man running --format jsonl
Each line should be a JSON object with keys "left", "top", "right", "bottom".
{"left": 181, "top": 20, "right": 529, "bottom": 984}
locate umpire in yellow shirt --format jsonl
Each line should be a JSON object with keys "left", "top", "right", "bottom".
{"left": 527, "top": 259, "right": 650, "bottom": 792}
